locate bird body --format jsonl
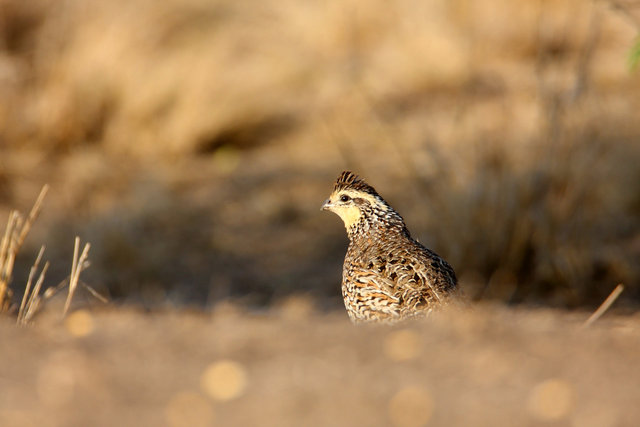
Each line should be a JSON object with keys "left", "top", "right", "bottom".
{"left": 322, "top": 171, "right": 457, "bottom": 324}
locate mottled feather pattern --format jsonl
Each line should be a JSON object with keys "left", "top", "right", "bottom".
{"left": 323, "top": 171, "right": 458, "bottom": 324}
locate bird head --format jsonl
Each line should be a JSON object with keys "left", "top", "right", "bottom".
{"left": 322, "top": 171, "right": 404, "bottom": 235}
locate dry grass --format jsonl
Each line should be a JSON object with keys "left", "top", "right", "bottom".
{"left": 0, "top": 185, "right": 48, "bottom": 313}
{"left": 0, "top": 0, "right": 638, "bottom": 308}
{"left": 0, "top": 185, "right": 100, "bottom": 324}
{"left": 583, "top": 283, "right": 625, "bottom": 327}
{"left": 62, "top": 236, "right": 91, "bottom": 316}
{"left": 16, "top": 244, "right": 48, "bottom": 324}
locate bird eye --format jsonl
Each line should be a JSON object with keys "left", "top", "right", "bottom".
{"left": 339, "top": 194, "right": 350, "bottom": 202}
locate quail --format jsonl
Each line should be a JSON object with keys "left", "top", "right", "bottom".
{"left": 322, "top": 171, "right": 457, "bottom": 323}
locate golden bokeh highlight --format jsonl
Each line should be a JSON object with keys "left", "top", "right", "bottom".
{"left": 64, "top": 309, "right": 95, "bottom": 337}
{"left": 165, "top": 391, "right": 214, "bottom": 427}
{"left": 200, "top": 360, "right": 248, "bottom": 401}
{"left": 384, "top": 329, "right": 421, "bottom": 361}
{"left": 528, "top": 378, "right": 574, "bottom": 421}
{"left": 388, "top": 386, "right": 434, "bottom": 427}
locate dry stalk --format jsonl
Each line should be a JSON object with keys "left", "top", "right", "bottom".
{"left": 80, "top": 282, "right": 107, "bottom": 303}
{"left": 20, "top": 261, "right": 49, "bottom": 325}
{"left": 0, "top": 185, "right": 49, "bottom": 312}
{"left": 582, "top": 284, "right": 625, "bottom": 328}
{"left": 0, "top": 212, "right": 18, "bottom": 269}
{"left": 63, "top": 237, "right": 91, "bottom": 317}
{"left": 0, "top": 212, "right": 19, "bottom": 310}
{"left": 16, "top": 185, "right": 49, "bottom": 250}
{"left": 18, "top": 245, "right": 45, "bottom": 322}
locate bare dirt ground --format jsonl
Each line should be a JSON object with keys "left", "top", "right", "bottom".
{"left": 1, "top": 303, "right": 639, "bottom": 427}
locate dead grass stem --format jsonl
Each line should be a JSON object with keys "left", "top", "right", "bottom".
{"left": 17, "top": 244, "right": 45, "bottom": 322}
{"left": 63, "top": 237, "right": 91, "bottom": 317}
{"left": 20, "top": 260, "right": 49, "bottom": 325}
{"left": 583, "top": 284, "right": 625, "bottom": 327}
{"left": 0, "top": 185, "right": 49, "bottom": 313}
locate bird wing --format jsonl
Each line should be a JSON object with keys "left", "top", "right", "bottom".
{"left": 383, "top": 245, "right": 454, "bottom": 310}
{"left": 344, "top": 239, "right": 456, "bottom": 320}
{"left": 345, "top": 263, "right": 403, "bottom": 318}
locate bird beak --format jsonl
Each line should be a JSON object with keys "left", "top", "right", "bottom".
{"left": 321, "top": 198, "right": 332, "bottom": 211}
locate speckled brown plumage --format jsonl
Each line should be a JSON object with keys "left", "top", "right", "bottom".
{"left": 322, "top": 171, "right": 457, "bottom": 324}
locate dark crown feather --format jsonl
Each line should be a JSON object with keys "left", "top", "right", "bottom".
{"left": 334, "top": 171, "right": 379, "bottom": 196}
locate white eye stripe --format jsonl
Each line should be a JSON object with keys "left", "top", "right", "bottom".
{"left": 337, "top": 190, "right": 386, "bottom": 209}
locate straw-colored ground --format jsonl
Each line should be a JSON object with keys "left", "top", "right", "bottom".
{"left": 1, "top": 304, "right": 639, "bottom": 427}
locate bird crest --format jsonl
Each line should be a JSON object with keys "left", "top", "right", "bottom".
{"left": 334, "top": 171, "right": 379, "bottom": 196}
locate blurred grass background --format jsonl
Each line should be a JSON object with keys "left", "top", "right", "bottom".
{"left": 0, "top": 0, "right": 639, "bottom": 309}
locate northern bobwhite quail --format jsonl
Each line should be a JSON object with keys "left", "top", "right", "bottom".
{"left": 322, "top": 171, "right": 457, "bottom": 324}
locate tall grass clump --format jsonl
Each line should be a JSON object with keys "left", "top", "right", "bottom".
{"left": 416, "top": 130, "right": 639, "bottom": 306}
{"left": 0, "top": 186, "right": 98, "bottom": 324}
{"left": 0, "top": 185, "right": 48, "bottom": 314}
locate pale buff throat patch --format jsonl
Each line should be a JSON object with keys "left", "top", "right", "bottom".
{"left": 334, "top": 205, "right": 363, "bottom": 230}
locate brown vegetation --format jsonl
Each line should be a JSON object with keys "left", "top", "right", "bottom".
{"left": 0, "top": 0, "right": 639, "bottom": 309}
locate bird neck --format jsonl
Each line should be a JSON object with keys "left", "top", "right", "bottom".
{"left": 346, "top": 210, "right": 409, "bottom": 245}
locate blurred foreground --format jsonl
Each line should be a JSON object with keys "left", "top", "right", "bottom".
{"left": 1, "top": 303, "right": 639, "bottom": 427}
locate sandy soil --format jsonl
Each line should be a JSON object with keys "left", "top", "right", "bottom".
{"left": 1, "top": 303, "right": 638, "bottom": 427}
